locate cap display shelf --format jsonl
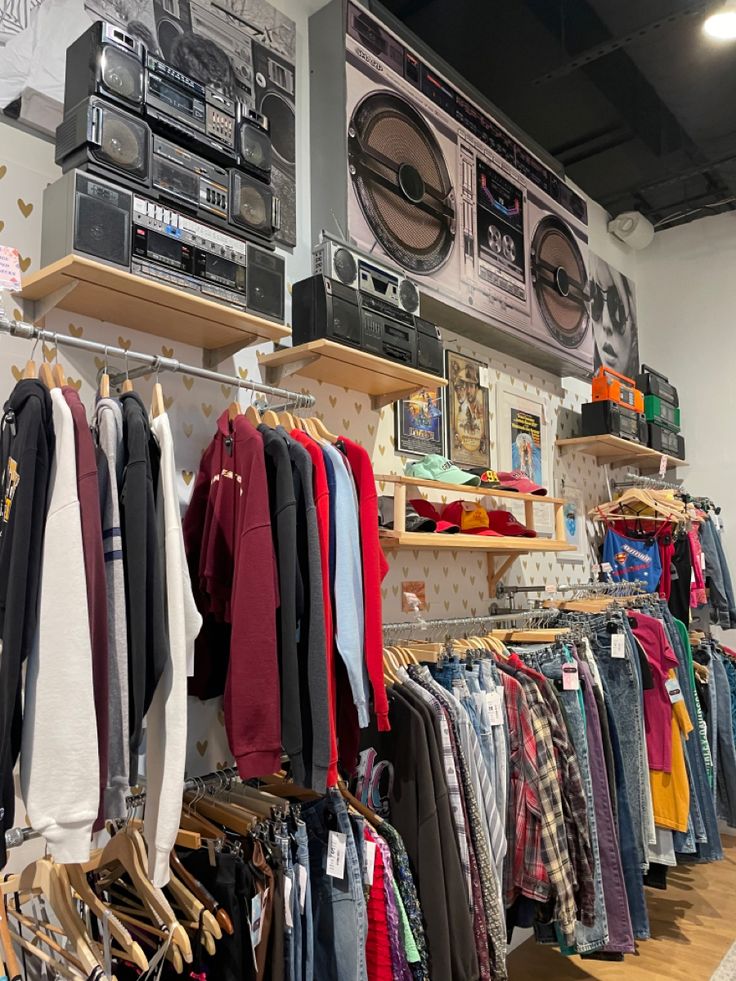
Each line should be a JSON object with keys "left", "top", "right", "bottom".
{"left": 556, "top": 434, "right": 688, "bottom": 472}
{"left": 16, "top": 255, "right": 291, "bottom": 366}
{"left": 375, "top": 473, "right": 575, "bottom": 598}
{"left": 258, "top": 339, "right": 447, "bottom": 409}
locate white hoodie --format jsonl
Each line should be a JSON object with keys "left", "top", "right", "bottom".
{"left": 21, "top": 388, "right": 99, "bottom": 863}
{"left": 145, "top": 411, "right": 202, "bottom": 886}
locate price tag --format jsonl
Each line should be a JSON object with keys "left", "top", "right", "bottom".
{"left": 364, "top": 839, "right": 377, "bottom": 886}
{"left": 545, "top": 583, "right": 557, "bottom": 593}
{"left": 0, "top": 246, "right": 22, "bottom": 291}
{"left": 298, "top": 864, "right": 308, "bottom": 913}
{"left": 602, "top": 562, "right": 613, "bottom": 574}
{"left": 250, "top": 891, "right": 264, "bottom": 950}
{"left": 284, "top": 875, "right": 293, "bottom": 928}
{"left": 592, "top": 563, "right": 601, "bottom": 574}
{"left": 701, "top": 551, "right": 706, "bottom": 572}
{"left": 665, "top": 677, "right": 684, "bottom": 703}
{"left": 486, "top": 690, "right": 504, "bottom": 726}
{"left": 479, "top": 365, "right": 490, "bottom": 389}
{"left": 326, "top": 831, "right": 347, "bottom": 879}
{"left": 659, "top": 454, "right": 669, "bottom": 477}
{"left": 611, "top": 633, "right": 626, "bottom": 658}
{"left": 562, "top": 663, "right": 579, "bottom": 690}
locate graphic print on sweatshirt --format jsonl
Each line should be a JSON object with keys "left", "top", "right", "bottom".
{"left": 603, "top": 528, "right": 662, "bottom": 592}
{"left": 354, "top": 747, "right": 395, "bottom": 818}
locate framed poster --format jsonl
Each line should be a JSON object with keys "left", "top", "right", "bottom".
{"left": 496, "top": 384, "right": 553, "bottom": 534}
{"left": 558, "top": 484, "right": 587, "bottom": 564}
{"left": 395, "top": 385, "right": 446, "bottom": 458}
{"left": 445, "top": 350, "right": 490, "bottom": 470}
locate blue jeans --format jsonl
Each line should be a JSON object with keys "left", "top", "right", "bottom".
{"left": 276, "top": 831, "right": 296, "bottom": 981}
{"left": 302, "top": 789, "right": 368, "bottom": 981}
{"left": 294, "top": 820, "right": 313, "bottom": 981}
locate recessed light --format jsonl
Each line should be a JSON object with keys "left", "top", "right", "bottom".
{"left": 704, "top": 3, "right": 736, "bottom": 39}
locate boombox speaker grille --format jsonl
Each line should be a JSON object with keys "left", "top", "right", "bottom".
{"left": 531, "top": 215, "right": 589, "bottom": 349}
{"left": 349, "top": 91, "right": 454, "bottom": 274}
{"left": 75, "top": 193, "right": 130, "bottom": 266}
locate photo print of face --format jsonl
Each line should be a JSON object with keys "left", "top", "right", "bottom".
{"left": 587, "top": 252, "right": 640, "bottom": 380}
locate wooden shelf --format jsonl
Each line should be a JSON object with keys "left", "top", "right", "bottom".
{"left": 18, "top": 255, "right": 291, "bottom": 358}
{"left": 556, "top": 434, "right": 687, "bottom": 472}
{"left": 380, "top": 531, "right": 576, "bottom": 554}
{"left": 376, "top": 473, "right": 564, "bottom": 505}
{"left": 258, "top": 339, "right": 447, "bottom": 409}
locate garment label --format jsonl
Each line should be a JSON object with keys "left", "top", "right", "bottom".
{"left": 326, "top": 831, "right": 347, "bottom": 879}
{"left": 562, "top": 663, "right": 579, "bottom": 690}
{"left": 298, "top": 864, "right": 308, "bottom": 913}
{"left": 602, "top": 562, "right": 613, "bottom": 574}
{"left": 701, "top": 551, "right": 706, "bottom": 572}
{"left": 659, "top": 454, "right": 669, "bottom": 477}
{"left": 486, "top": 690, "right": 504, "bottom": 726}
{"left": 666, "top": 677, "right": 684, "bottom": 704}
{"left": 592, "top": 563, "right": 601, "bottom": 574}
{"left": 611, "top": 633, "right": 626, "bottom": 658}
{"left": 284, "top": 876, "right": 293, "bottom": 929}
{"left": 250, "top": 892, "right": 264, "bottom": 950}
{"left": 364, "top": 839, "right": 377, "bottom": 886}
{"left": 0, "top": 246, "right": 22, "bottom": 290}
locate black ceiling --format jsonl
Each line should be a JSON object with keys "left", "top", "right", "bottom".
{"left": 378, "top": 0, "right": 736, "bottom": 229}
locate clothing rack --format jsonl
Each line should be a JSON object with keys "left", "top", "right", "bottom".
{"left": 0, "top": 312, "right": 315, "bottom": 411}
{"left": 496, "top": 579, "right": 647, "bottom": 598}
{"left": 3, "top": 765, "right": 239, "bottom": 850}
{"left": 382, "top": 608, "right": 559, "bottom": 636}
{"left": 613, "top": 471, "right": 684, "bottom": 492}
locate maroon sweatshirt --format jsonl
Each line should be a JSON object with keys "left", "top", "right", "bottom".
{"left": 62, "top": 387, "right": 108, "bottom": 821}
{"left": 183, "top": 412, "right": 281, "bottom": 778}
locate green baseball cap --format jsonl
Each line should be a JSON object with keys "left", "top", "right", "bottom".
{"left": 406, "top": 454, "right": 481, "bottom": 486}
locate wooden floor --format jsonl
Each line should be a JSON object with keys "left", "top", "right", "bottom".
{"left": 508, "top": 834, "right": 736, "bottom": 980}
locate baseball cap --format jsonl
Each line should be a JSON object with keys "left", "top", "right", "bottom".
{"left": 496, "top": 471, "right": 547, "bottom": 495}
{"left": 406, "top": 454, "right": 481, "bottom": 486}
{"left": 410, "top": 498, "right": 460, "bottom": 534}
{"left": 486, "top": 509, "right": 537, "bottom": 537}
{"left": 378, "top": 496, "right": 437, "bottom": 533}
{"left": 442, "top": 500, "right": 503, "bottom": 536}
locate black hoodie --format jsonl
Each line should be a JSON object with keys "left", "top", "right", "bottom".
{"left": 0, "top": 380, "right": 55, "bottom": 865}
{"left": 118, "top": 391, "right": 168, "bottom": 785}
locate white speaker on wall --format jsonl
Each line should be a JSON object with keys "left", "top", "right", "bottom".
{"left": 608, "top": 211, "right": 655, "bottom": 251}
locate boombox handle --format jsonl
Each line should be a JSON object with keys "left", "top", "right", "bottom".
{"left": 594, "top": 365, "right": 637, "bottom": 388}
{"left": 640, "top": 364, "right": 670, "bottom": 383}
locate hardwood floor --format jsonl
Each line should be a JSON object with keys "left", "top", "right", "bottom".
{"left": 508, "top": 834, "right": 736, "bottom": 980}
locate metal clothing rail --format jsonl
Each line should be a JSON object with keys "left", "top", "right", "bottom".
{"left": 613, "top": 471, "right": 684, "bottom": 492}
{"left": 496, "top": 579, "right": 647, "bottom": 597}
{"left": 4, "top": 765, "right": 239, "bottom": 849}
{"left": 0, "top": 313, "right": 315, "bottom": 411}
{"left": 382, "top": 609, "right": 559, "bottom": 635}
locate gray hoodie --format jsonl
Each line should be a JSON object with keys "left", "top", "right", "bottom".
{"left": 93, "top": 397, "right": 130, "bottom": 817}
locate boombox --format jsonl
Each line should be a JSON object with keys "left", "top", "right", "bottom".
{"left": 40, "top": 170, "right": 285, "bottom": 323}
{"left": 591, "top": 366, "right": 644, "bottom": 414}
{"left": 647, "top": 423, "right": 686, "bottom": 461}
{"left": 644, "top": 395, "right": 681, "bottom": 433}
{"left": 55, "top": 98, "right": 279, "bottom": 244}
{"left": 312, "top": 233, "right": 420, "bottom": 315}
{"left": 581, "top": 400, "right": 647, "bottom": 444}
{"left": 292, "top": 274, "right": 443, "bottom": 376}
{"left": 636, "top": 364, "right": 679, "bottom": 406}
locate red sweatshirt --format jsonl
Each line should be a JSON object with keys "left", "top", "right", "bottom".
{"left": 183, "top": 412, "right": 281, "bottom": 778}
{"left": 290, "top": 430, "right": 338, "bottom": 786}
{"left": 339, "top": 437, "right": 390, "bottom": 731}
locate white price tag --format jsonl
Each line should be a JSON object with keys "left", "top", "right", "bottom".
{"left": 0, "top": 246, "right": 22, "bottom": 291}
{"left": 250, "top": 891, "right": 264, "bottom": 950}
{"left": 701, "top": 551, "right": 706, "bottom": 572}
{"left": 592, "top": 563, "right": 601, "bottom": 573}
{"left": 602, "top": 562, "right": 613, "bottom": 574}
{"left": 284, "top": 875, "right": 293, "bottom": 928}
{"left": 486, "top": 690, "right": 504, "bottom": 726}
{"left": 562, "top": 663, "right": 580, "bottom": 691}
{"left": 479, "top": 365, "right": 490, "bottom": 389}
{"left": 298, "top": 864, "right": 307, "bottom": 913}
{"left": 364, "top": 839, "right": 377, "bottom": 886}
{"left": 665, "top": 677, "right": 684, "bottom": 704}
{"left": 326, "top": 831, "right": 347, "bottom": 879}
{"left": 611, "top": 633, "right": 626, "bottom": 658}
{"left": 545, "top": 583, "right": 557, "bottom": 593}
{"left": 659, "top": 454, "right": 669, "bottom": 477}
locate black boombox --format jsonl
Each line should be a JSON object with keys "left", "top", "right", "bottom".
{"left": 636, "top": 364, "right": 679, "bottom": 407}
{"left": 647, "top": 423, "right": 686, "bottom": 461}
{"left": 581, "top": 400, "right": 647, "bottom": 444}
{"left": 55, "top": 97, "right": 279, "bottom": 245}
{"left": 292, "top": 275, "right": 443, "bottom": 376}
{"left": 41, "top": 170, "right": 285, "bottom": 323}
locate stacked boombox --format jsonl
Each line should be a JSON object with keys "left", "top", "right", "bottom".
{"left": 40, "top": 21, "right": 285, "bottom": 322}
{"left": 581, "top": 365, "right": 685, "bottom": 460}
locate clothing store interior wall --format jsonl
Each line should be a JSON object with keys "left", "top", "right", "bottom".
{"left": 1, "top": 0, "right": 736, "bottom": 976}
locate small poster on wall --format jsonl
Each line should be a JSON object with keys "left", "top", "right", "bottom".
{"left": 496, "top": 384, "right": 553, "bottom": 534}
{"left": 558, "top": 484, "right": 587, "bottom": 564}
{"left": 510, "top": 407, "right": 543, "bottom": 485}
{"left": 445, "top": 350, "right": 490, "bottom": 470}
{"left": 395, "top": 385, "right": 446, "bottom": 457}
{"left": 588, "top": 252, "right": 640, "bottom": 380}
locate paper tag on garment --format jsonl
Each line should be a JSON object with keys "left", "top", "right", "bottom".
{"left": 611, "top": 633, "right": 626, "bottom": 658}
{"left": 326, "top": 831, "right": 347, "bottom": 879}
{"left": 298, "top": 864, "right": 308, "bottom": 913}
{"left": 602, "top": 562, "right": 613, "bottom": 574}
{"left": 562, "top": 663, "right": 580, "bottom": 690}
{"left": 666, "top": 677, "right": 684, "bottom": 704}
{"left": 364, "top": 839, "right": 377, "bottom": 886}
{"left": 659, "top": 454, "right": 669, "bottom": 478}
{"left": 0, "top": 246, "right": 22, "bottom": 291}
{"left": 486, "top": 690, "right": 504, "bottom": 726}
{"left": 284, "top": 875, "right": 294, "bottom": 929}
{"left": 545, "top": 583, "right": 557, "bottom": 593}
{"left": 701, "top": 550, "right": 706, "bottom": 572}
{"left": 250, "top": 892, "right": 264, "bottom": 950}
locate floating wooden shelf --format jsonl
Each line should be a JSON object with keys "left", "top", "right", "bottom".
{"left": 17, "top": 255, "right": 290, "bottom": 362}
{"left": 258, "top": 339, "right": 447, "bottom": 409}
{"left": 556, "top": 434, "right": 687, "bottom": 472}
{"left": 376, "top": 473, "right": 573, "bottom": 597}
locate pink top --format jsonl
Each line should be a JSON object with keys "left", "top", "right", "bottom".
{"left": 630, "top": 612, "right": 679, "bottom": 773}
{"left": 689, "top": 527, "right": 707, "bottom": 608}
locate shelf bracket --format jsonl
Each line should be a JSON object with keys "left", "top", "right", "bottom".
{"left": 259, "top": 352, "right": 321, "bottom": 388}
{"left": 487, "top": 554, "right": 518, "bottom": 599}
{"left": 21, "top": 279, "right": 80, "bottom": 324}
{"left": 203, "top": 340, "right": 251, "bottom": 371}
{"left": 370, "top": 386, "right": 423, "bottom": 411}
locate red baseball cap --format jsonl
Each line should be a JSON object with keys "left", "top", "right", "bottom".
{"left": 409, "top": 498, "right": 460, "bottom": 534}
{"left": 486, "top": 509, "right": 537, "bottom": 537}
{"left": 496, "top": 470, "right": 547, "bottom": 495}
{"left": 442, "top": 500, "right": 503, "bottom": 536}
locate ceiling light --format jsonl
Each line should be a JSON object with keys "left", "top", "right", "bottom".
{"left": 704, "top": 3, "right": 736, "bottom": 39}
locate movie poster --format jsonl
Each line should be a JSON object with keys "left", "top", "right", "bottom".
{"left": 445, "top": 350, "right": 490, "bottom": 470}
{"left": 510, "top": 407, "right": 542, "bottom": 484}
{"left": 395, "top": 385, "right": 445, "bottom": 457}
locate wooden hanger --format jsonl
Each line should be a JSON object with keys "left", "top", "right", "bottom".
{"left": 151, "top": 380, "right": 166, "bottom": 418}
{"left": 309, "top": 415, "right": 338, "bottom": 443}
{"left": 0, "top": 893, "right": 21, "bottom": 981}
{"left": 261, "top": 408, "right": 281, "bottom": 427}
{"left": 121, "top": 357, "right": 133, "bottom": 393}
{"left": 22, "top": 356, "right": 37, "bottom": 379}
{"left": 39, "top": 361, "right": 55, "bottom": 388}
{"left": 182, "top": 792, "right": 258, "bottom": 837}
{"left": 53, "top": 361, "right": 66, "bottom": 388}
{"left": 245, "top": 399, "right": 261, "bottom": 426}
{"left": 170, "top": 851, "right": 234, "bottom": 937}
{"left": 279, "top": 409, "right": 296, "bottom": 430}
{"left": 338, "top": 780, "right": 382, "bottom": 828}
{"left": 489, "top": 627, "right": 570, "bottom": 643}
